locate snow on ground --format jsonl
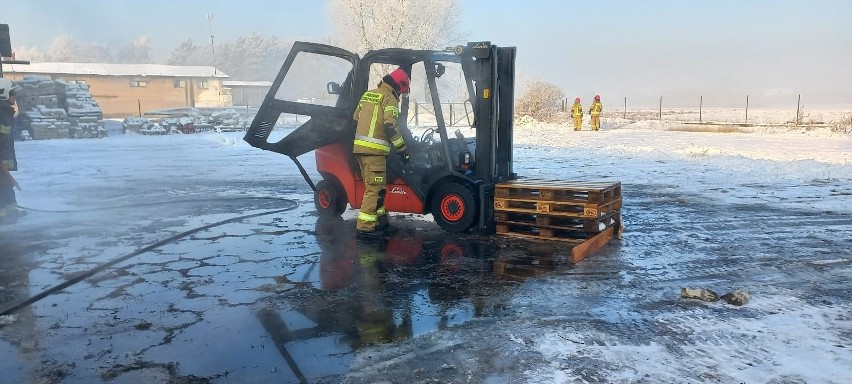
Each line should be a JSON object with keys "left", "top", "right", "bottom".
{"left": 507, "top": 118, "right": 852, "bottom": 215}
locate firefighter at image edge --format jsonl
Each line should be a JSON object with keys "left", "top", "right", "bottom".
{"left": 0, "top": 78, "right": 23, "bottom": 224}
{"left": 352, "top": 68, "right": 411, "bottom": 237}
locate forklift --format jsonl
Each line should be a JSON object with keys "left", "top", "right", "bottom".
{"left": 245, "top": 41, "right": 517, "bottom": 233}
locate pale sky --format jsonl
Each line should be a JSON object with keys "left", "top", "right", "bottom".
{"left": 4, "top": 0, "right": 852, "bottom": 108}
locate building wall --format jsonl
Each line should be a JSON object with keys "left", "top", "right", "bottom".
{"left": 229, "top": 86, "right": 271, "bottom": 108}
{"left": 4, "top": 73, "right": 232, "bottom": 118}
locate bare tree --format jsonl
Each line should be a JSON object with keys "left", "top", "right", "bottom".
{"left": 515, "top": 80, "right": 565, "bottom": 122}
{"left": 328, "top": 0, "right": 464, "bottom": 53}
{"left": 12, "top": 45, "right": 42, "bottom": 61}
{"left": 215, "top": 33, "right": 292, "bottom": 80}
{"left": 43, "top": 35, "right": 113, "bottom": 63}
{"left": 167, "top": 38, "right": 205, "bottom": 66}
{"left": 117, "top": 36, "right": 153, "bottom": 64}
{"left": 167, "top": 34, "right": 292, "bottom": 80}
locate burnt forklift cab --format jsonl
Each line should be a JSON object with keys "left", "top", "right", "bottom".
{"left": 244, "top": 41, "right": 516, "bottom": 233}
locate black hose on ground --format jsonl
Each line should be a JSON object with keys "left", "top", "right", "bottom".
{"left": 17, "top": 196, "right": 295, "bottom": 213}
{"left": 0, "top": 199, "right": 299, "bottom": 316}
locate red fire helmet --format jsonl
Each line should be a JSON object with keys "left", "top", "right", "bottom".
{"left": 388, "top": 68, "right": 410, "bottom": 94}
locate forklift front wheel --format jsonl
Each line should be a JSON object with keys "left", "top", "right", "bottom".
{"left": 315, "top": 179, "right": 347, "bottom": 216}
{"left": 431, "top": 182, "right": 477, "bottom": 232}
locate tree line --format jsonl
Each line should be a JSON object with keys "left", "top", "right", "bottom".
{"left": 13, "top": 0, "right": 464, "bottom": 82}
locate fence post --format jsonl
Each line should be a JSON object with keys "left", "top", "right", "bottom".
{"left": 623, "top": 97, "right": 626, "bottom": 119}
{"left": 659, "top": 97, "right": 663, "bottom": 120}
{"left": 795, "top": 94, "right": 801, "bottom": 125}
{"left": 449, "top": 103, "right": 454, "bottom": 126}
{"left": 745, "top": 95, "right": 749, "bottom": 124}
{"left": 699, "top": 96, "right": 703, "bottom": 123}
{"left": 138, "top": 99, "right": 142, "bottom": 117}
{"left": 415, "top": 102, "right": 419, "bottom": 127}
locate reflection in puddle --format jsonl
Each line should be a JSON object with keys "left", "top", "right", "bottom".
{"left": 257, "top": 216, "right": 575, "bottom": 381}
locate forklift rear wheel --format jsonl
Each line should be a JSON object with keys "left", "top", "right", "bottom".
{"left": 432, "top": 182, "right": 477, "bottom": 232}
{"left": 315, "top": 179, "right": 347, "bottom": 216}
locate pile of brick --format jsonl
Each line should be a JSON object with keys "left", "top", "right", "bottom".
{"left": 13, "top": 76, "right": 105, "bottom": 140}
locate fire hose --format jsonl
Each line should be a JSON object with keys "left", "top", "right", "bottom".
{"left": 0, "top": 197, "right": 299, "bottom": 316}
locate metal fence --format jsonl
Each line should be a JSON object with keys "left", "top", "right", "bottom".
{"left": 559, "top": 93, "right": 852, "bottom": 126}
{"left": 407, "top": 101, "right": 474, "bottom": 128}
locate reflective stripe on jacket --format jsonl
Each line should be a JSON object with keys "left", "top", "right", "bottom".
{"left": 589, "top": 101, "right": 603, "bottom": 116}
{"left": 352, "top": 82, "right": 406, "bottom": 155}
{"left": 572, "top": 103, "right": 583, "bottom": 117}
{"left": 0, "top": 103, "right": 16, "bottom": 172}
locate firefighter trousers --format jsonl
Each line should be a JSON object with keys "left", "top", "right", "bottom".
{"left": 573, "top": 116, "right": 582, "bottom": 131}
{"left": 0, "top": 185, "right": 16, "bottom": 221}
{"left": 356, "top": 154, "right": 388, "bottom": 232}
{"left": 590, "top": 114, "right": 601, "bottom": 130}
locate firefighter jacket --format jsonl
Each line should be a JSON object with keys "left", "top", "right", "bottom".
{"left": 0, "top": 102, "right": 16, "bottom": 172}
{"left": 571, "top": 102, "right": 583, "bottom": 117}
{"left": 589, "top": 101, "right": 603, "bottom": 116}
{"left": 352, "top": 82, "right": 407, "bottom": 156}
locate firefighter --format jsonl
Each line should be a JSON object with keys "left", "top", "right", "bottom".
{"left": 589, "top": 94, "right": 603, "bottom": 131}
{"left": 571, "top": 97, "right": 583, "bottom": 131}
{"left": 0, "top": 78, "right": 22, "bottom": 224}
{"left": 352, "top": 68, "right": 411, "bottom": 237}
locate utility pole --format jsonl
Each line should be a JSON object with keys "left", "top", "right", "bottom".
{"left": 207, "top": 13, "right": 217, "bottom": 75}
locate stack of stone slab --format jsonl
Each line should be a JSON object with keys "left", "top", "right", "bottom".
{"left": 14, "top": 76, "right": 69, "bottom": 140}
{"left": 13, "top": 76, "right": 105, "bottom": 140}
{"left": 65, "top": 83, "right": 105, "bottom": 138}
{"left": 22, "top": 106, "right": 71, "bottom": 140}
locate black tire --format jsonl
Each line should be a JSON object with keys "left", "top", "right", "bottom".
{"left": 431, "top": 182, "right": 478, "bottom": 233}
{"left": 315, "top": 179, "right": 347, "bottom": 216}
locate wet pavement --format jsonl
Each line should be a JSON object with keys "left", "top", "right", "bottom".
{"left": 1, "top": 129, "right": 850, "bottom": 383}
{"left": 0, "top": 190, "right": 583, "bottom": 383}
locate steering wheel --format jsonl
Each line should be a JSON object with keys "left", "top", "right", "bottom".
{"left": 420, "top": 127, "right": 436, "bottom": 145}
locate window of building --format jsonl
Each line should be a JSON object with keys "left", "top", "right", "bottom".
{"left": 130, "top": 80, "right": 148, "bottom": 87}
{"left": 67, "top": 79, "right": 87, "bottom": 85}
{"left": 174, "top": 80, "right": 186, "bottom": 88}
{"left": 198, "top": 80, "right": 209, "bottom": 89}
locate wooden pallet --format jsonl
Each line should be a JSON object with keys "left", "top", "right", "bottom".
{"left": 494, "top": 196, "right": 621, "bottom": 219}
{"left": 493, "top": 179, "right": 622, "bottom": 263}
{"left": 495, "top": 210, "right": 621, "bottom": 233}
{"left": 495, "top": 225, "right": 616, "bottom": 263}
{"left": 495, "top": 179, "right": 621, "bottom": 204}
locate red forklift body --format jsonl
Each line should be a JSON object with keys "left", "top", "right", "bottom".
{"left": 315, "top": 144, "right": 424, "bottom": 213}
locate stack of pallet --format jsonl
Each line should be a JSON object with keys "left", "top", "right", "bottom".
{"left": 13, "top": 77, "right": 105, "bottom": 140}
{"left": 493, "top": 179, "right": 622, "bottom": 263}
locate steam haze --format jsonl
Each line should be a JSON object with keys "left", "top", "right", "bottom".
{"left": 4, "top": 0, "right": 851, "bottom": 108}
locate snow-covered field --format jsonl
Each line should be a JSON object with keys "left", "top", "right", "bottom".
{"left": 1, "top": 114, "right": 850, "bottom": 383}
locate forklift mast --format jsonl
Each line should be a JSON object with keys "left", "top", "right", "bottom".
{"left": 460, "top": 42, "right": 517, "bottom": 232}
{"left": 465, "top": 42, "right": 517, "bottom": 185}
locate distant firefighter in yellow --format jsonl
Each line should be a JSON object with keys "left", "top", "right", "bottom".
{"left": 589, "top": 94, "right": 603, "bottom": 131}
{"left": 571, "top": 98, "right": 583, "bottom": 131}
